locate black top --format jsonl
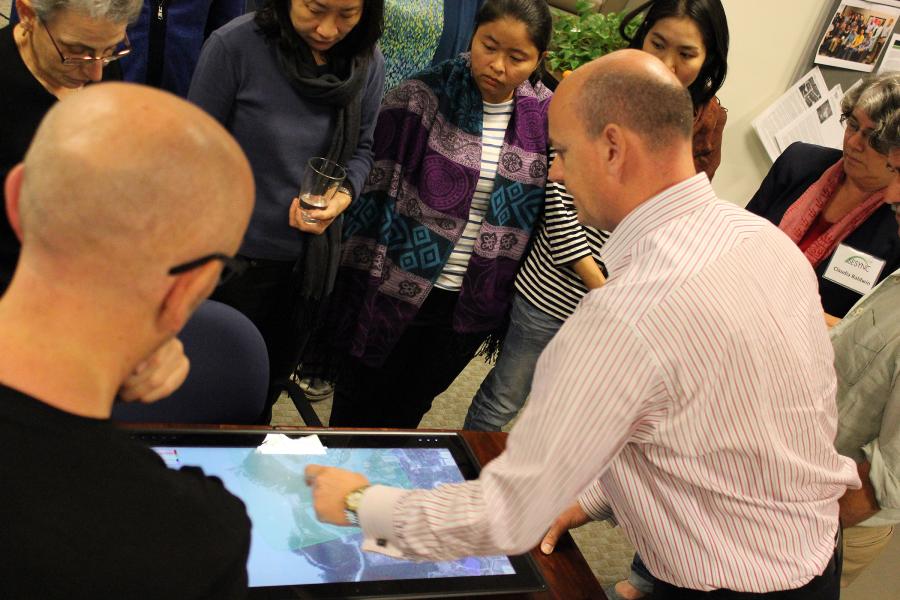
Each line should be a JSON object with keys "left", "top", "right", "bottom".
{"left": 746, "top": 142, "right": 900, "bottom": 318}
{"left": 0, "top": 383, "right": 251, "bottom": 599}
{"left": 0, "top": 25, "right": 54, "bottom": 291}
{"left": 0, "top": 25, "right": 122, "bottom": 294}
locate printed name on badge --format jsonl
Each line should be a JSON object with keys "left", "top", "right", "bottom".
{"left": 823, "top": 244, "right": 886, "bottom": 295}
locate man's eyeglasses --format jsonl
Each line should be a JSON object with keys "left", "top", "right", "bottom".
{"left": 168, "top": 253, "right": 247, "bottom": 286}
{"left": 40, "top": 18, "right": 131, "bottom": 66}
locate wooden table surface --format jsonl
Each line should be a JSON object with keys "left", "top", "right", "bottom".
{"left": 458, "top": 429, "right": 607, "bottom": 600}
{"left": 123, "top": 424, "right": 607, "bottom": 600}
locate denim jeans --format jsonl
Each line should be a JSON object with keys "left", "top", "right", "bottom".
{"left": 630, "top": 553, "right": 658, "bottom": 594}
{"left": 464, "top": 293, "right": 564, "bottom": 431}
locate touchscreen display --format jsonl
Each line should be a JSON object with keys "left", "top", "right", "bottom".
{"left": 152, "top": 444, "right": 516, "bottom": 587}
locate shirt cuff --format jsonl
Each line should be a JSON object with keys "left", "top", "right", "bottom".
{"left": 358, "top": 484, "right": 409, "bottom": 544}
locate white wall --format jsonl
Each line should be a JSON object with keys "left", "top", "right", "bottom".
{"left": 714, "top": 0, "right": 833, "bottom": 205}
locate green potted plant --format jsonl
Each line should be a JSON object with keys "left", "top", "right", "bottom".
{"left": 547, "top": 0, "right": 642, "bottom": 77}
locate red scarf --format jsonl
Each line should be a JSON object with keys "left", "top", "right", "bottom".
{"left": 779, "top": 159, "right": 886, "bottom": 267}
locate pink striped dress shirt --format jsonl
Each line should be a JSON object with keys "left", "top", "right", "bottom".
{"left": 359, "top": 174, "right": 860, "bottom": 592}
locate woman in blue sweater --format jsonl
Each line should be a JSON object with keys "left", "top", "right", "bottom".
{"left": 188, "top": 0, "right": 385, "bottom": 420}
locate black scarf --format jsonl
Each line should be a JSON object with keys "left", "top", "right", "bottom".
{"left": 269, "top": 18, "right": 369, "bottom": 367}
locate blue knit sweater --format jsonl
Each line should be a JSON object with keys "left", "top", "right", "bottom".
{"left": 188, "top": 13, "right": 385, "bottom": 260}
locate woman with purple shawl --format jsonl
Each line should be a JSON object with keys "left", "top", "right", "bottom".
{"left": 327, "top": 0, "right": 554, "bottom": 428}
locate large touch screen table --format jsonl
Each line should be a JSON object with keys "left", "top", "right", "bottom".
{"left": 132, "top": 430, "right": 548, "bottom": 599}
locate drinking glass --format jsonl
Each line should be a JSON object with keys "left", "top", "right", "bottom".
{"left": 299, "top": 157, "right": 347, "bottom": 225}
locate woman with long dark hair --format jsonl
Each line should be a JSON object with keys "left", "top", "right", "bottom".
{"left": 188, "top": 0, "right": 386, "bottom": 420}
{"left": 622, "top": 0, "right": 729, "bottom": 177}
{"left": 327, "top": 0, "right": 554, "bottom": 429}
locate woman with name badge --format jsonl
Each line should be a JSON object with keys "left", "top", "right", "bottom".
{"left": 747, "top": 72, "right": 900, "bottom": 323}
{"left": 188, "top": 0, "right": 386, "bottom": 418}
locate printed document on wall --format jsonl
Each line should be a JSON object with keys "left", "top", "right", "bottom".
{"left": 752, "top": 68, "right": 829, "bottom": 162}
{"left": 878, "top": 33, "right": 900, "bottom": 71}
{"left": 774, "top": 86, "right": 845, "bottom": 155}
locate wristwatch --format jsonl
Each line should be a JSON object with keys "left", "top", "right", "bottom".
{"left": 344, "top": 485, "right": 370, "bottom": 527}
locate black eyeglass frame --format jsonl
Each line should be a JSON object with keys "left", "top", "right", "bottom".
{"left": 840, "top": 112, "right": 893, "bottom": 155}
{"left": 168, "top": 253, "right": 247, "bottom": 285}
{"left": 40, "top": 17, "right": 132, "bottom": 65}
{"left": 840, "top": 111, "right": 878, "bottom": 139}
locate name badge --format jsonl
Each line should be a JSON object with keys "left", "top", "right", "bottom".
{"left": 823, "top": 244, "right": 886, "bottom": 295}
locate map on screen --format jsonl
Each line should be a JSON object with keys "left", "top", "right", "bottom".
{"left": 153, "top": 446, "right": 516, "bottom": 587}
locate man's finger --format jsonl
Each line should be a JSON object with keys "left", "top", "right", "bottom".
{"left": 540, "top": 520, "right": 564, "bottom": 554}
{"left": 305, "top": 464, "right": 325, "bottom": 485}
{"left": 289, "top": 197, "right": 300, "bottom": 227}
{"left": 139, "top": 356, "right": 190, "bottom": 403}
{"left": 304, "top": 207, "right": 334, "bottom": 220}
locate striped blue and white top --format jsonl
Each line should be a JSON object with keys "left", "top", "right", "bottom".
{"left": 514, "top": 152, "right": 609, "bottom": 321}
{"left": 435, "top": 99, "right": 515, "bottom": 291}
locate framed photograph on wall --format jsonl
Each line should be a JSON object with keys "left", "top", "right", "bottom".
{"left": 815, "top": 0, "right": 900, "bottom": 72}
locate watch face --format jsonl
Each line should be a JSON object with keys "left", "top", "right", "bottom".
{"left": 346, "top": 487, "right": 367, "bottom": 513}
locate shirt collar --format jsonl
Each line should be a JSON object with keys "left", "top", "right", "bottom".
{"left": 599, "top": 173, "right": 717, "bottom": 278}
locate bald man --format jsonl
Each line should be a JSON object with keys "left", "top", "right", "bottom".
{"left": 306, "top": 51, "right": 858, "bottom": 598}
{"left": 0, "top": 83, "right": 254, "bottom": 598}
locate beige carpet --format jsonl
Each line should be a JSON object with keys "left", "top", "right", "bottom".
{"left": 272, "top": 356, "right": 635, "bottom": 587}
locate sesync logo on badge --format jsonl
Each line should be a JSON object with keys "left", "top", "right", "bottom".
{"left": 844, "top": 255, "right": 872, "bottom": 272}
{"left": 824, "top": 244, "right": 886, "bottom": 295}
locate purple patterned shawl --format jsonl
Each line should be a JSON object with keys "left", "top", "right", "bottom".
{"left": 332, "top": 55, "right": 552, "bottom": 366}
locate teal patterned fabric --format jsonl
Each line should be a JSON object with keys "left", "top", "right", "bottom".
{"left": 381, "top": 0, "right": 444, "bottom": 94}
{"left": 332, "top": 55, "right": 552, "bottom": 366}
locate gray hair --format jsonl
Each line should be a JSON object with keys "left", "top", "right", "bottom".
{"left": 579, "top": 69, "right": 694, "bottom": 151}
{"left": 30, "top": 0, "right": 143, "bottom": 23}
{"left": 872, "top": 109, "right": 900, "bottom": 154}
{"left": 841, "top": 72, "right": 900, "bottom": 154}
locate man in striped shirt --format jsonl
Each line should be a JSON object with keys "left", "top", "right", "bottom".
{"left": 306, "top": 50, "right": 859, "bottom": 598}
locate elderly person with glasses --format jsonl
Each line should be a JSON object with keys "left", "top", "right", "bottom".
{"left": 0, "top": 0, "right": 207, "bottom": 406}
{"left": 746, "top": 73, "right": 900, "bottom": 323}
{"left": 2, "top": 0, "right": 138, "bottom": 293}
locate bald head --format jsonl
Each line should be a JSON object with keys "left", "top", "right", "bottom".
{"left": 15, "top": 83, "right": 253, "bottom": 290}
{"left": 547, "top": 50, "right": 698, "bottom": 231}
{"left": 560, "top": 49, "right": 693, "bottom": 150}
